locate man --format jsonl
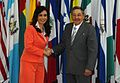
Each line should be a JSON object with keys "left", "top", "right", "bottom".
{"left": 48, "top": 6, "right": 98, "bottom": 83}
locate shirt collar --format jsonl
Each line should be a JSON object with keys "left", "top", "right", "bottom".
{"left": 35, "top": 22, "right": 46, "bottom": 35}
{"left": 36, "top": 21, "right": 40, "bottom": 29}
{"left": 73, "top": 21, "right": 83, "bottom": 29}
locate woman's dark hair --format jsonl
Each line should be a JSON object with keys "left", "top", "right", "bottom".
{"left": 30, "top": 6, "right": 51, "bottom": 37}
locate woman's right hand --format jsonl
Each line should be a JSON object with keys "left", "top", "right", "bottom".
{"left": 44, "top": 48, "right": 52, "bottom": 56}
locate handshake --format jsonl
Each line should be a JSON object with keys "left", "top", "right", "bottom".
{"left": 44, "top": 48, "right": 53, "bottom": 56}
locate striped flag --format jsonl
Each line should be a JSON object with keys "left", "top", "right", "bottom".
{"left": 6, "top": 0, "right": 20, "bottom": 83}
{"left": 98, "top": 0, "right": 107, "bottom": 83}
{"left": 112, "top": 1, "right": 117, "bottom": 82}
{"left": 81, "top": 0, "right": 91, "bottom": 23}
{"left": 26, "top": 0, "right": 36, "bottom": 25}
{"left": 47, "top": 0, "right": 71, "bottom": 83}
{"left": 0, "top": 0, "right": 9, "bottom": 82}
{"left": 92, "top": 0, "right": 107, "bottom": 82}
{"left": 72, "top": 0, "right": 81, "bottom": 7}
{"left": 18, "top": 0, "right": 26, "bottom": 57}
{"left": 47, "top": 0, "right": 60, "bottom": 82}
{"left": 91, "top": 0, "right": 100, "bottom": 83}
{"left": 115, "top": 0, "right": 120, "bottom": 82}
{"left": 106, "top": 0, "right": 115, "bottom": 82}
{"left": 58, "top": 0, "right": 71, "bottom": 83}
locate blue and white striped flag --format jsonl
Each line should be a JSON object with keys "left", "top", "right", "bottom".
{"left": 92, "top": 0, "right": 107, "bottom": 82}
{"left": 6, "top": 0, "right": 20, "bottom": 83}
{"left": 57, "top": 0, "right": 71, "bottom": 83}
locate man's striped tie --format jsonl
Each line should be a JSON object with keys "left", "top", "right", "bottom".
{"left": 71, "top": 27, "right": 77, "bottom": 45}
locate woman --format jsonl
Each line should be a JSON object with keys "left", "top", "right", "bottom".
{"left": 19, "top": 6, "right": 51, "bottom": 83}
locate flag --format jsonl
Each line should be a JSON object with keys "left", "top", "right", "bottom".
{"left": 81, "top": 0, "right": 91, "bottom": 23}
{"left": 58, "top": 0, "right": 71, "bottom": 83}
{"left": 47, "top": 0, "right": 60, "bottom": 82}
{"left": 18, "top": 0, "right": 26, "bottom": 57}
{"left": 73, "top": 0, "right": 80, "bottom": 7}
{"left": 106, "top": 0, "right": 115, "bottom": 82}
{"left": 26, "top": 0, "right": 36, "bottom": 25}
{"left": 37, "top": 0, "right": 46, "bottom": 6}
{"left": 98, "top": 0, "right": 107, "bottom": 82}
{"left": 0, "top": 1, "right": 9, "bottom": 82}
{"left": 90, "top": 2, "right": 100, "bottom": 83}
{"left": 115, "top": 58, "right": 120, "bottom": 82}
{"left": 6, "top": 0, "right": 20, "bottom": 83}
{"left": 91, "top": 0, "right": 100, "bottom": 82}
{"left": 116, "top": 18, "right": 120, "bottom": 64}
{"left": 115, "top": 0, "right": 120, "bottom": 82}
{"left": 92, "top": 0, "right": 107, "bottom": 82}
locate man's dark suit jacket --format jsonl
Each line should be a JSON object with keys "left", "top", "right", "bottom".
{"left": 53, "top": 21, "right": 98, "bottom": 77}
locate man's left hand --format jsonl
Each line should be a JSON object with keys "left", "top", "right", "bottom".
{"left": 83, "top": 69, "right": 92, "bottom": 77}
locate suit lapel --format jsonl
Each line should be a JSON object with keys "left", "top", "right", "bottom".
{"left": 68, "top": 23, "right": 73, "bottom": 46}
{"left": 72, "top": 22, "right": 85, "bottom": 45}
